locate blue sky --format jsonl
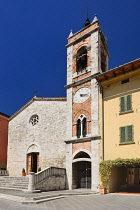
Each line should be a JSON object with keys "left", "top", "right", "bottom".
{"left": 0, "top": 0, "right": 140, "bottom": 116}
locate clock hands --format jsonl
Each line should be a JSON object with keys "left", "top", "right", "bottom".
{"left": 80, "top": 94, "right": 88, "bottom": 97}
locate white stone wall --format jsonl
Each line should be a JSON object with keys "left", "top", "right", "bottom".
{"left": 91, "top": 30, "right": 99, "bottom": 75}
{"left": 36, "top": 175, "right": 66, "bottom": 191}
{"left": 91, "top": 78, "right": 99, "bottom": 136}
{"left": 7, "top": 100, "right": 67, "bottom": 177}
{"left": 90, "top": 30, "right": 100, "bottom": 191}
{"left": 91, "top": 140, "right": 100, "bottom": 191}
{"left": 67, "top": 46, "right": 73, "bottom": 85}
{"left": 66, "top": 88, "right": 72, "bottom": 140}
{"left": 65, "top": 143, "right": 72, "bottom": 190}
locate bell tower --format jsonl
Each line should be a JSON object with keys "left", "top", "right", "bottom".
{"left": 65, "top": 15, "right": 109, "bottom": 191}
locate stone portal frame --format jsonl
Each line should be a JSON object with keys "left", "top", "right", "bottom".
{"left": 72, "top": 149, "right": 92, "bottom": 189}
{"left": 72, "top": 148, "right": 92, "bottom": 159}
{"left": 25, "top": 142, "right": 41, "bottom": 173}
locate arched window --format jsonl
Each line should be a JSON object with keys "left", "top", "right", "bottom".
{"left": 76, "top": 47, "right": 87, "bottom": 74}
{"left": 83, "top": 118, "right": 87, "bottom": 137}
{"left": 77, "top": 115, "right": 87, "bottom": 138}
{"left": 77, "top": 119, "right": 81, "bottom": 138}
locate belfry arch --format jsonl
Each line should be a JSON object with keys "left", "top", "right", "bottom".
{"left": 72, "top": 151, "right": 91, "bottom": 189}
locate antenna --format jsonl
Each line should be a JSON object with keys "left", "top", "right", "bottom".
{"left": 85, "top": 4, "right": 89, "bottom": 19}
{"left": 84, "top": 3, "right": 91, "bottom": 27}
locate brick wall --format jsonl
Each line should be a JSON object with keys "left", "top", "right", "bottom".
{"left": 0, "top": 115, "right": 9, "bottom": 169}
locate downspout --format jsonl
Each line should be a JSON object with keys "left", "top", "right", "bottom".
{"left": 101, "top": 86, "right": 105, "bottom": 161}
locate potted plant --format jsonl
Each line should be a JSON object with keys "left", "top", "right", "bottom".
{"left": 99, "top": 185, "right": 107, "bottom": 194}
{"left": 38, "top": 167, "right": 41, "bottom": 172}
{"left": 22, "top": 168, "right": 26, "bottom": 176}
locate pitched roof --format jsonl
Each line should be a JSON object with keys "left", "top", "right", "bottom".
{"left": 0, "top": 112, "right": 10, "bottom": 120}
{"left": 96, "top": 58, "right": 140, "bottom": 82}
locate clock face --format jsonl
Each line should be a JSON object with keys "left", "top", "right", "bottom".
{"left": 73, "top": 87, "right": 91, "bottom": 103}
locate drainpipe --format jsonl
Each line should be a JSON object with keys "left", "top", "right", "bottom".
{"left": 101, "top": 86, "right": 105, "bottom": 161}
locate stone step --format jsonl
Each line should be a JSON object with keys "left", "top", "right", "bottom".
{"left": 0, "top": 184, "right": 28, "bottom": 188}
{"left": 0, "top": 180, "right": 28, "bottom": 183}
{"left": 0, "top": 177, "right": 29, "bottom": 180}
{"left": 23, "top": 196, "right": 65, "bottom": 204}
{"left": 0, "top": 176, "right": 29, "bottom": 190}
{"left": 0, "top": 182, "right": 28, "bottom": 186}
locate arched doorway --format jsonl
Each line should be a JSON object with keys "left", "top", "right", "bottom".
{"left": 72, "top": 151, "right": 91, "bottom": 189}
{"left": 27, "top": 152, "right": 39, "bottom": 174}
{"left": 26, "top": 144, "right": 40, "bottom": 174}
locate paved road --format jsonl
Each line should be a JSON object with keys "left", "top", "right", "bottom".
{"left": 0, "top": 194, "right": 140, "bottom": 210}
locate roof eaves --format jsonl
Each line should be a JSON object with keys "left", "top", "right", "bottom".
{"left": 96, "top": 58, "right": 140, "bottom": 82}
{"left": 0, "top": 112, "right": 10, "bottom": 119}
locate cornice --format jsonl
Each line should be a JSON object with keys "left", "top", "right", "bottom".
{"left": 66, "top": 27, "right": 99, "bottom": 48}
{"left": 65, "top": 136, "right": 101, "bottom": 144}
{"left": 65, "top": 73, "right": 100, "bottom": 89}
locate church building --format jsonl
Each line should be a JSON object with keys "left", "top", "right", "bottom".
{"left": 6, "top": 15, "right": 140, "bottom": 193}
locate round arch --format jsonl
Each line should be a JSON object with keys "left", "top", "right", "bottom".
{"left": 25, "top": 142, "right": 41, "bottom": 174}
{"left": 74, "top": 43, "right": 90, "bottom": 55}
{"left": 72, "top": 149, "right": 91, "bottom": 189}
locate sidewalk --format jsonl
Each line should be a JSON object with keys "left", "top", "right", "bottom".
{"left": 0, "top": 188, "right": 97, "bottom": 204}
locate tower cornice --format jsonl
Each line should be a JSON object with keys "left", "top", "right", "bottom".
{"left": 65, "top": 72, "right": 100, "bottom": 89}
{"left": 66, "top": 26, "right": 99, "bottom": 48}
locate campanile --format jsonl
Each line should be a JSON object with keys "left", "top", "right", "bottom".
{"left": 65, "top": 15, "right": 109, "bottom": 191}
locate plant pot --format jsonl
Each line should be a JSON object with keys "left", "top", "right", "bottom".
{"left": 22, "top": 172, "right": 26, "bottom": 176}
{"left": 99, "top": 187, "right": 106, "bottom": 194}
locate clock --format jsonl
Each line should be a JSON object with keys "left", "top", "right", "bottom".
{"left": 73, "top": 87, "right": 91, "bottom": 103}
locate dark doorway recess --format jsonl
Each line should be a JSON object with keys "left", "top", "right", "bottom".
{"left": 77, "top": 161, "right": 91, "bottom": 189}
{"left": 27, "top": 152, "right": 39, "bottom": 174}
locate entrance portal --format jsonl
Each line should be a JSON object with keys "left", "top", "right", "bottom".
{"left": 73, "top": 161, "right": 91, "bottom": 189}
{"left": 27, "top": 152, "right": 39, "bottom": 174}
{"left": 77, "top": 161, "right": 91, "bottom": 188}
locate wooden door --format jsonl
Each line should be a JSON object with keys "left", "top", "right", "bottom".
{"left": 27, "top": 153, "right": 32, "bottom": 174}
{"left": 127, "top": 168, "right": 135, "bottom": 184}
{"left": 37, "top": 153, "right": 40, "bottom": 171}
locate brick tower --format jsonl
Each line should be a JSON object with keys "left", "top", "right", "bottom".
{"left": 65, "top": 15, "right": 109, "bottom": 191}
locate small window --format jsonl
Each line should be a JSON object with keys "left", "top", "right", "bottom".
{"left": 121, "top": 79, "right": 129, "bottom": 84}
{"left": 120, "top": 125, "right": 134, "bottom": 143}
{"left": 83, "top": 118, "right": 87, "bottom": 137}
{"left": 120, "top": 95, "right": 132, "bottom": 113}
{"left": 77, "top": 119, "right": 81, "bottom": 138}
{"left": 30, "top": 115, "right": 39, "bottom": 126}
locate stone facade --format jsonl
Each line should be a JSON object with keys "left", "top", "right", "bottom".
{"left": 7, "top": 98, "right": 67, "bottom": 177}
{"left": 7, "top": 16, "right": 109, "bottom": 192}
{"left": 36, "top": 175, "right": 66, "bottom": 191}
